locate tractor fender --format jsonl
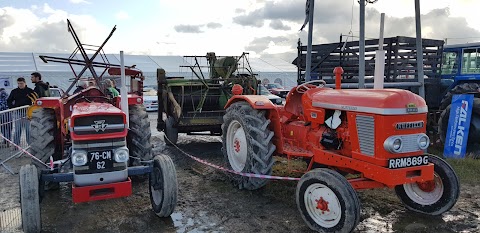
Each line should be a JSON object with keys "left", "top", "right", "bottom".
{"left": 225, "top": 95, "right": 277, "bottom": 110}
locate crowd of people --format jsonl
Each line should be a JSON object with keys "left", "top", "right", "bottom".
{"left": 0, "top": 74, "right": 122, "bottom": 147}
{"left": 0, "top": 72, "right": 50, "bottom": 147}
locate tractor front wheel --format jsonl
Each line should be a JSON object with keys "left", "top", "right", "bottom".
{"left": 296, "top": 169, "right": 360, "bottom": 233}
{"left": 20, "top": 164, "right": 41, "bottom": 233}
{"left": 221, "top": 102, "right": 275, "bottom": 190}
{"left": 149, "top": 154, "right": 178, "bottom": 217}
{"left": 395, "top": 155, "right": 459, "bottom": 215}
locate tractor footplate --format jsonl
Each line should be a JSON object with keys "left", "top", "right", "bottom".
{"left": 72, "top": 178, "right": 132, "bottom": 203}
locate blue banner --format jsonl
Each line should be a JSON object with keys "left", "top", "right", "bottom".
{"left": 443, "top": 94, "right": 474, "bottom": 158}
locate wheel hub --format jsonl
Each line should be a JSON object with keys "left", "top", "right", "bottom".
{"left": 315, "top": 197, "right": 330, "bottom": 214}
{"left": 234, "top": 139, "right": 241, "bottom": 153}
{"left": 226, "top": 120, "right": 248, "bottom": 172}
{"left": 417, "top": 180, "right": 436, "bottom": 192}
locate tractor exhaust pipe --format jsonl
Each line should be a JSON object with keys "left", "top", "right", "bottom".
{"left": 334, "top": 67, "right": 344, "bottom": 90}
{"left": 120, "top": 51, "right": 129, "bottom": 127}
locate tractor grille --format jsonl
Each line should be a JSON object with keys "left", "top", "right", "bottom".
{"left": 398, "top": 134, "right": 423, "bottom": 153}
{"left": 356, "top": 115, "right": 375, "bottom": 156}
{"left": 73, "top": 115, "right": 125, "bottom": 135}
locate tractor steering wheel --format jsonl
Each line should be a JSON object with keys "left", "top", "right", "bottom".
{"left": 296, "top": 80, "right": 327, "bottom": 93}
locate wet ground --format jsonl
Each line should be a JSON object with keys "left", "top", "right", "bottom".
{"left": 1, "top": 112, "right": 479, "bottom": 232}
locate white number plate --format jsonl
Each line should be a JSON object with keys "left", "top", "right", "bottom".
{"left": 388, "top": 155, "right": 429, "bottom": 169}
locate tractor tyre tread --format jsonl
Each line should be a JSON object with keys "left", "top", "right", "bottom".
{"left": 149, "top": 154, "right": 178, "bottom": 217}
{"left": 221, "top": 102, "right": 275, "bottom": 190}
{"left": 20, "top": 164, "right": 41, "bottom": 233}
{"left": 128, "top": 104, "right": 153, "bottom": 166}
{"left": 29, "top": 108, "right": 56, "bottom": 165}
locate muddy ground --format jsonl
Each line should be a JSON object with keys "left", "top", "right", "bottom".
{"left": 1, "top": 112, "right": 479, "bottom": 233}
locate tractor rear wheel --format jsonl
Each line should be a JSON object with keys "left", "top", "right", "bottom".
{"left": 395, "top": 155, "right": 459, "bottom": 215}
{"left": 296, "top": 169, "right": 360, "bottom": 233}
{"left": 439, "top": 82, "right": 480, "bottom": 110}
{"left": 149, "top": 154, "right": 178, "bottom": 217}
{"left": 30, "top": 108, "right": 59, "bottom": 190}
{"left": 221, "top": 101, "right": 275, "bottom": 190}
{"left": 128, "top": 104, "right": 153, "bottom": 166}
{"left": 29, "top": 108, "right": 56, "bottom": 165}
{"left": 164, "top": 116, "right": 178, "bottom": 145}
{"left": 438, "top": 98, "right": 480, "bottom": 151}
{"left": 20, "top": 164, "right": 41, "bottom": 233}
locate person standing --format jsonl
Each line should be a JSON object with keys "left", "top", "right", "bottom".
{"left": 0, "top": 88, "right": 12, "bottom": 145}
{"left": 7, "top": 78, "right": 34, "bottom": 146}
{"left": 30, "top": 72, "right": 50, "bottom": 98}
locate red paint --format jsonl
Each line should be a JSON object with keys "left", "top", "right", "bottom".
{"left": 234, "top": 139, "right": 241, "bottom": 153}
{"left": 316, "top": 197, "right": 330, "bottom": 214}
{"left": 417, "top": 180, "right": 436, "bottom": 192}
{"left": 232, "top": 84, "right": 244, "bottom": 95}
{"left": 72, "top": 178, "right": 132, "bottom": 203}
{"left": 227, "top": 85, "right": 436, "bottom": 190}
{"left": 334, "top": 66, "right": 343, "bottom": 90}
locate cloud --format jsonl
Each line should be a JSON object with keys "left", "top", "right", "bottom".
{"left": 206, "top": 22, "right": 222, "bottom": 29}
{"left": 245, "top": 36, "right": 291, "bottom": 54}
{"left": 269, "top": 20, "right": 291, "bottom": 30}
{"left": 174, "top": 24, "right": 204, "bottom": 33}
{"left": 235, "top": 8, "right": 246, "bottom": 14}
{"left": 233, "top": 0, "right": 356, "bottom": 28}
{"left": 115, "top": 11, "right": 130, "bottom": 20}
{"left": 0, "top": 4, "right": 109, "bottom": 53}
{"left": 69, "top": 0, "right": 91, "bottom": 4}
{"left": 232, "top": 9, "right": 264, "bottom": 27}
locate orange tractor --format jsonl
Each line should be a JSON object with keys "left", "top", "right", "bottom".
{"left": 222, "top": 80, "right": 459, "bottom": 232}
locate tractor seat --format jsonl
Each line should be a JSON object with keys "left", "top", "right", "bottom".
{"left": 283, "top": 87, "right": 304, "bottom": 118}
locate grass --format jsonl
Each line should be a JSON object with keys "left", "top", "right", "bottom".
{"left": 445, "top": 158, "right": 480, "bottom": 185}
{"left": 428, "top": 145, "right": 480, "bottom": 185}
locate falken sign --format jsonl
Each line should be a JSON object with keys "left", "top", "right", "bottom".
{"left": 443, "top": 94, "right": 474, "bottom": 158}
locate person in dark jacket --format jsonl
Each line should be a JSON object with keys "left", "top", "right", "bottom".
{"left": 0, "top": 88, "right": 12, "bottom": 145}
{"left": 7, "top": 78, "right": 34, "bottom": 145}
{"left": 30, "top": 72, "right": 50, "bottom": 98}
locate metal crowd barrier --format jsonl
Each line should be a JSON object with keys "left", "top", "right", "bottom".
{"left": 0, "top": 105, "right": 31, "bottom": 174}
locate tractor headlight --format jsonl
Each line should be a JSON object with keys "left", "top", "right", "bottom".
{"left": 384, "top": 136, "right": 403, "bottom": 153}
{"left": 114, "top": 147, "right": 129, "bottom": 163}
{"left": 72, "top": 150, "right": 87, "bottom": 166}
{"left": 417, "top": 134, "right": 430, "bottom": 150}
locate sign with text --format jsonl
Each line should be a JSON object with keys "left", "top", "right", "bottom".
{"left": 0, "top": 77, "right": 11, "bottom": 88}
{"left": 443, "top": 94, "right": 474, "bottom": 158}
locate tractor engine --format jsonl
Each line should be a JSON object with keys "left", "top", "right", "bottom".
{"left": 69, "top": 102, "right": 129, "bottom": 186}
{"left": 283, "top": 88, "right": 430, "bottom": 170}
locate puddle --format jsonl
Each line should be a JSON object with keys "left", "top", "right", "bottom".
{"left": 171, "top": 211, "right": 222, "bottom": 233}
{"left": 0, "top": 207, "right": 22, "bottom": 233}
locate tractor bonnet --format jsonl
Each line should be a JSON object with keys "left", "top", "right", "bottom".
{"left": 310, "top": 89, "right": 427, "bottom": 115}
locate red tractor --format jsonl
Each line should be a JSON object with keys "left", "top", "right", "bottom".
{"left": 19, "top": 20, "right": 177, "bottom": 233}
{"left": 222, "top": 80, "right": 459, "bottom": 232}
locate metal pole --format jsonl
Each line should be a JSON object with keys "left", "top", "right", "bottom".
{"left": 120, "top": 51, "right": 129, "bottom": 127}
{"left": 379, "top": 13, "right": 385, "bottom": 50}
{"left": 359, "top": 0, "right": 365, "bottom": 88}
{"left": 415, "top": 0, "right": 425, "bottom": 98}
{"left": 305, "top": 0, "right": 315, "bottom": 82}
{"left": 374, "top": 13, "right": 386, "bottom": 89}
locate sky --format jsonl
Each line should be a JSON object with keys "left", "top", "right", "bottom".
{"left": 1, "top": 0, "right": 480, "bottom": 63}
